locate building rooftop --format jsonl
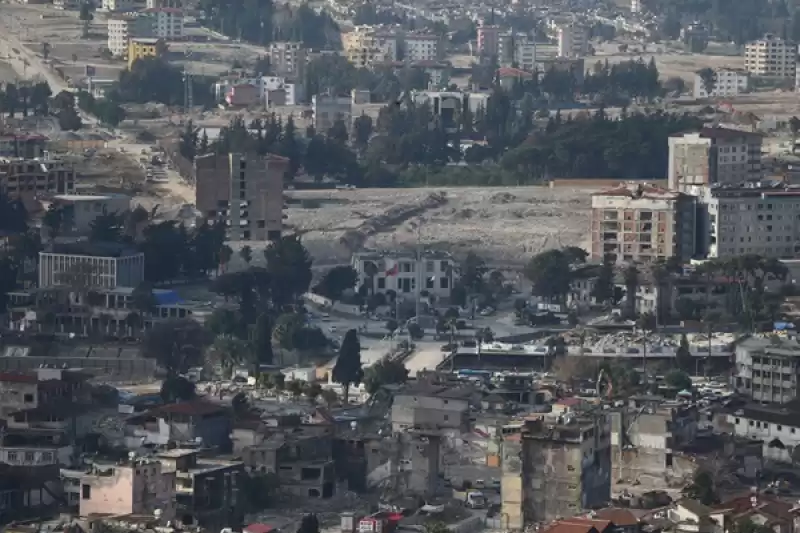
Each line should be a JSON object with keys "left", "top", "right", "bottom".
{"left": 52, "top": 193, "right": 130, "bottom": 202}
{"left": 593, "top": 182, "right": 685, "bottom": 200}
{"left": 133, "top": 399, "right": 229, "bottom": 419}
{"left": 45, "top": 241, "right": 141, "bottom": 258}
{"left": 396, "top": 382, "right": 475, "bottom": 400}
{"left": 592, "top": 508, "right": 640, "bottom": 526}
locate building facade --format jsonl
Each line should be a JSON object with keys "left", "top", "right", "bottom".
{"left": 38, "top": 243, "right": 145, "bottom": 289}
{"left": 141, "top": 8, "right": 184, "bottom": 40}
{"left": 390, "top": 383, "right": 471, "bottom": 433}
{"left": 590, "top": 183, "right": 697, "bottom": 264}
{"left": 0, "top": 157, "right": 75, "bottom": 206}
{"left": 0, "top": 134, "right": 48, "bottom": 159}
{"left": 701, "top": 184, "right": 800, "bottom": 259}
{"left": 79, "top": 458, "right": 176, "bottom": 519}
{"left": 734, "top": 336, "right": 800, "bottom": 403}
{"left": 556, "top": 23, "right": 588, "bottom": 58}
{"left": 727, "top": 403, "right": 800, "bottom": 463}
{"left": 351, "top": 250, "right": 456, "bottom": 301}
{"left": 744, "top": 34, "right": 796, "bottom": 78}
{"left": 127, "top": 37, "right": 164, "bottom": 68}
{"left": 404, "top": 33, "right": 441, "bottom": 62}
{"left": 668, "top": 128, "right": 763, "bottom": 193}
{"left": 477, "top": 24, "right": 500, "bottom": 57}
{"left": 194, "top": 153, "right": 286, "bottom": 241}
{"left": 312, "top": 94, "right": 352, "bottom": 133}
{"left": 693, "top": 68, "right": 750, "bottom": 99}
{"left": 46, "top": 193, "right": 131, "bottom": 236}
{"left": 502, "top": 414, "right": 612, "bottom": 529}
{"left": 267, "top": 41, "right": 307, "bottom": 78}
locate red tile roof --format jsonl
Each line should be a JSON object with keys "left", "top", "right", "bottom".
{"left": 497, "top": 67, "right": 533, "bottom": 79}
{"left": 714, "top": 493, "right": 795, "bottom": 522}
{"left": 245, "top": 524, "right": 275, "bottom": 533}
{"left": 0, "top": 372, "right": 38, "bottom": 383}
{"left": 543, "top": 518, "right": 613, "bottom": 533}
{"left": 593, "top": 508, "right": 640, "bottom": 526}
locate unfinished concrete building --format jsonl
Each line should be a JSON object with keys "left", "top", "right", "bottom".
{"left": 194, "top": 152, "right": 287, "bottom": 241}
{"left": 609, "top": 397, "right": 698, "bottom": 488}
{"left": 502, "top": 414, "right": 612, "bottom": 529}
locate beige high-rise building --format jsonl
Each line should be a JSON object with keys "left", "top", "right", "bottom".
{"left": 194, "top": 153, "right": 287, "bottom": 241}
{"left": 744, "top": 34, "right": 796, "bottom": 78}
{"left": 267, "top": 41, "right": 307, "bottom": 78}
{"left": 668, "top": 127, "right": 763, "bottom": 194}
{"left": 590, "top": 182, "right": 697, "bottom": 264}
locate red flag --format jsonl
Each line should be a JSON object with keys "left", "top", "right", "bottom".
{"left": 385, "top": 264, "right": 398, "bottom": 276}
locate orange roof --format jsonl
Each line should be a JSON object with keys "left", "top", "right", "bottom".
{"left": 593, "top": 508, "right": 640, "bottom": 527}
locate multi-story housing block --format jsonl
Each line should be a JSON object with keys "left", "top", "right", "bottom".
{"left": 590, "top": 182, "right": 697, "bottom": 264}
{"left": 404, "top": 33, "right": 441, "bottom": 62}
{"left": 668, "top": 127, "right": 763, "bottom": 193}
{"left": 267, "top": 41, "right": 308, "bottom": 78}
{"left": 140, "top": 7, "right": 184, "bottom": 40}
{"left": 194, "top": 153, "right": 286, "bottom": 242}
{"left": 734, "top": 336, "right": 800, "bottom": 404}
{"left": 693, "top": 68, "right": 750, "bottom": 98}
{"left": 556, "top": 23, "right": 588, "bottom": 58}
{"left": 0, "top": 133, "right": 48, "bottom": 159}
{"left": 501, "top": 413, "right": 611, "bottom": 529}
{"left": 744, "top": 34, "right": 796, "bottom": 78}
{"left": 0, "top": 157, "right": 75, "bottom": 205}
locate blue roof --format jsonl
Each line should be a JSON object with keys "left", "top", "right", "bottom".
{"left": 155, "top": 290, "right": 183, "bottom": 306}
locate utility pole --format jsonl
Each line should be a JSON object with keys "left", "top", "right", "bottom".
{"left": 183, "top": 68, "right": 193, "bottom": 112}
{"left": 415, "top": 223, "right": 422, "bottom": 322}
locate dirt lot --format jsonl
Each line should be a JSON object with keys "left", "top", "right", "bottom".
{"left": 285, "top": 185, "right": 597, "bottom": 266}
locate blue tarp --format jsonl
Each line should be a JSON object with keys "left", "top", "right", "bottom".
{"left": 774, "top": 321, "right": 796, "bottom": 331}
{"left": 155, "top": 290, "right": 183, "bottom": 306}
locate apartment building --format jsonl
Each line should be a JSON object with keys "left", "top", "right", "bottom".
{"left": 390, "top": 382, "right": 471, "bottom": 433}
{"left": 556, "top": 23, "right": 588, "bottom": 58}
{"left": 497, "top": 32, "right": 537, "bottom": 71}
{"left": 156, "top": 448, "right": 244, "bottom": 529}
{"left": 140, "top": 8, "right": 184, "bottom": 40}
{"left": 701, "top": 183, "right": 800, "bottom": 259}
{"left": 590, "top": 182, "right": 697, "bottom": 264}
{"left": 312, "top": 94, "right": 352, "bottom": 133}
{"left": 410, "top": 90, "right": 491, "bottom": 130}
{"left": 727, "top": 403, "right": 800, "bottom": 463}
{"left": 0, "top": 157, "right": 75, "bottom": 206}
{"left": 501, "top": 414, "right": 611, "bottom": 528}
{"left": 668, "top": 127, "right": 763, "bottom": 193}
{"left": 267, "top": 41, "right": 307, "bottom": 78}
{"left": 39, "top": 241, "right": 145, "bottom": 289}
{"left": 477, "top": 24, "right": 501, "bottom": 57}
{"left": 405, "top": 33, "right": 441, "bottom": 62}
{"left": 128, "top": 37, "right": 164, "bottom": 68}
{"left": 100, "top": 0, "right": 136, "bottom": 11}
{"left": 351, "top": 250, "right": 456, "bottom": 300}
{"left": 194, "top": 153, "right": 286, "bottom": 241}
{"left": 734, "top": 336, "right": 800, "bottom": 404}
{"left": 80, "top": 457, "right": 177, "bottom": 519}
{"left": 692, "top": 68, "right": 750, "bottom": 99}
{"left": 343, "top": 27, "right": 392, "bottom": 68}
{"left": 0, "top": 133, "right": 48, "bottom": 158}
{"left": 146, "top": 0, "right": 180, "bottom": 8}
{"left": 744, "top": 34, "right": 796, "bottom": 78}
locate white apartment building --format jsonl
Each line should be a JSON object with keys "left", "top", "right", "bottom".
{"left": 404, "top": 33, "right": 441, "bottom": 62}
{"left": 702, "top": 183, "right": 800, "bottom": 259}
{"left": 145, "top": 0, "right": 180, "bottom": 8}
{"left": 351, "top": 251, "right": 456, "bottom": 300}
{"left": 141, "top": 7, "right": 184, "bottom": 40}
{"left": 630, "top": 0, "right": 641, "bottom": 13}
{"left": 728, "top": 404, "right": 800, "bottom": 463}
{"left": 668, "top": 127, "right": 763, "bottom": 193}
{"left": 734, "top": 336, "right": 800, "bottom": 404}
{"left": 497, "top": 32, "right": 537, "bottom": 71}
{"left": 107, "top": 15, "right": 151, "bottom": 57}
{"left": 744, "top": 34, "right": 796, "bottom": 78}
{"left": 556, "top": 23, "right": 588, "bottom": 58}
{"left": 45, "top": 193, "right": 131, "bottom": 236}
{"left": 692, "top": 68, "right": 750, "bottom": 99}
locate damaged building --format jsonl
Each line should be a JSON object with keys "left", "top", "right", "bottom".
{"left": 502, "top": 412, "right": 612, "bottom": 529}
{"left": 609, "top": 396, "right": 698, "bottom": 488}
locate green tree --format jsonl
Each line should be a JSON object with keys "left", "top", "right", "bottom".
{"left": 264, "top": 235, "right": 313, "bottom": 307}
{"left": 298, "top": 514, "right": 320, "bottom": 533}
{"left": 363, "top": 357, "right": 409, "bottom": 394}
{"left": 665, "top": 369, "right": 692, "bottom": 391}
{"left": 143, "top": 318, "right": 212, "bottom": 377}
{"left": 131, "top": 282, "right": 158, "bottom": 315}
{"left": 303, "top": 381, "right": 322, "bottom": 403}
{"left": 524, "top": 249, "right": 572, "bottom": 302}
{"left": 676, "top": 333, "right": 692, "bottom": 371}
{"left": 684, "top": 470, "right": 719, "bottom": 505}
{"left": 42, "top": 204, "right": 65, "bottom": 240}
{"left": 591, "top": 258, "right": 616, "bottom": 305}
{"left": 315, "top": 266, "right": 358, "bottom": 304}
{"left": 79, "top": 2, "right": 94, "bottom": 38}
{"left": 89, "top": 212, "right": 125, "bottom": 243}
{"left": 209, "top": 334, "right": 252, "bottom": 378}
{"left": 239, "top": 245, "right": 253, "bottom": 266}
{"left": 160, "top": 375, "right": 196, "bottom": 403}
{"left": 385, "top": 318, "right": 398, "bottom": 336}
{"left": 332, "top": 328, "right": 363, "bottom": 403}
{"left": 252, "top": 312, "right": 274, "bottom": 368}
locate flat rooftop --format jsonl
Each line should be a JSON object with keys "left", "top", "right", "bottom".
{"left": 45, "top": 241, "right": 141, "bottom": 258}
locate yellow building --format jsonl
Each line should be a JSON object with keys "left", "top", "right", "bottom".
{"left": 343, "top": 27, "right": 391, "bottom": 68}
{"left": 127, "top": 37, "right": 164, "bottom": 68}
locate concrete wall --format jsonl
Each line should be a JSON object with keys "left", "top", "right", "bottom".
{"left": 0, "top": 354, "right": 156, "bottom": 380}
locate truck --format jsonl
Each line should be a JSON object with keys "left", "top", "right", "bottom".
{"left": 453, "top": 489, "right": 486, "bottom": 509}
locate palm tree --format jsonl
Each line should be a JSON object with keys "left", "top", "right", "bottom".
{"left": 623, "top": 264, "right": 639, "bottom": 319}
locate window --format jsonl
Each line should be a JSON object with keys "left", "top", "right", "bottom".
{"left": 42, "top": 452, "right": 53, "bottom": 462}
{"left": 25, "top": 452, "right": 34, "bottom": 463}
{"left": 257, "top": 220, "right": 265, "bottom": 229}
{"left": 7, "top": 451, "right": 17, "bottom": 462}
{"left": 440, "top": 277, "right": 449, "bottom": 289}
{"left": 377, "top": 278, "right": 386, "bottom": 289}
{"left": 24, "top": 393, "right": 34, "bottom": 403}
{"left": 82, "top": 484, "right": 91, "bottom": 499}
